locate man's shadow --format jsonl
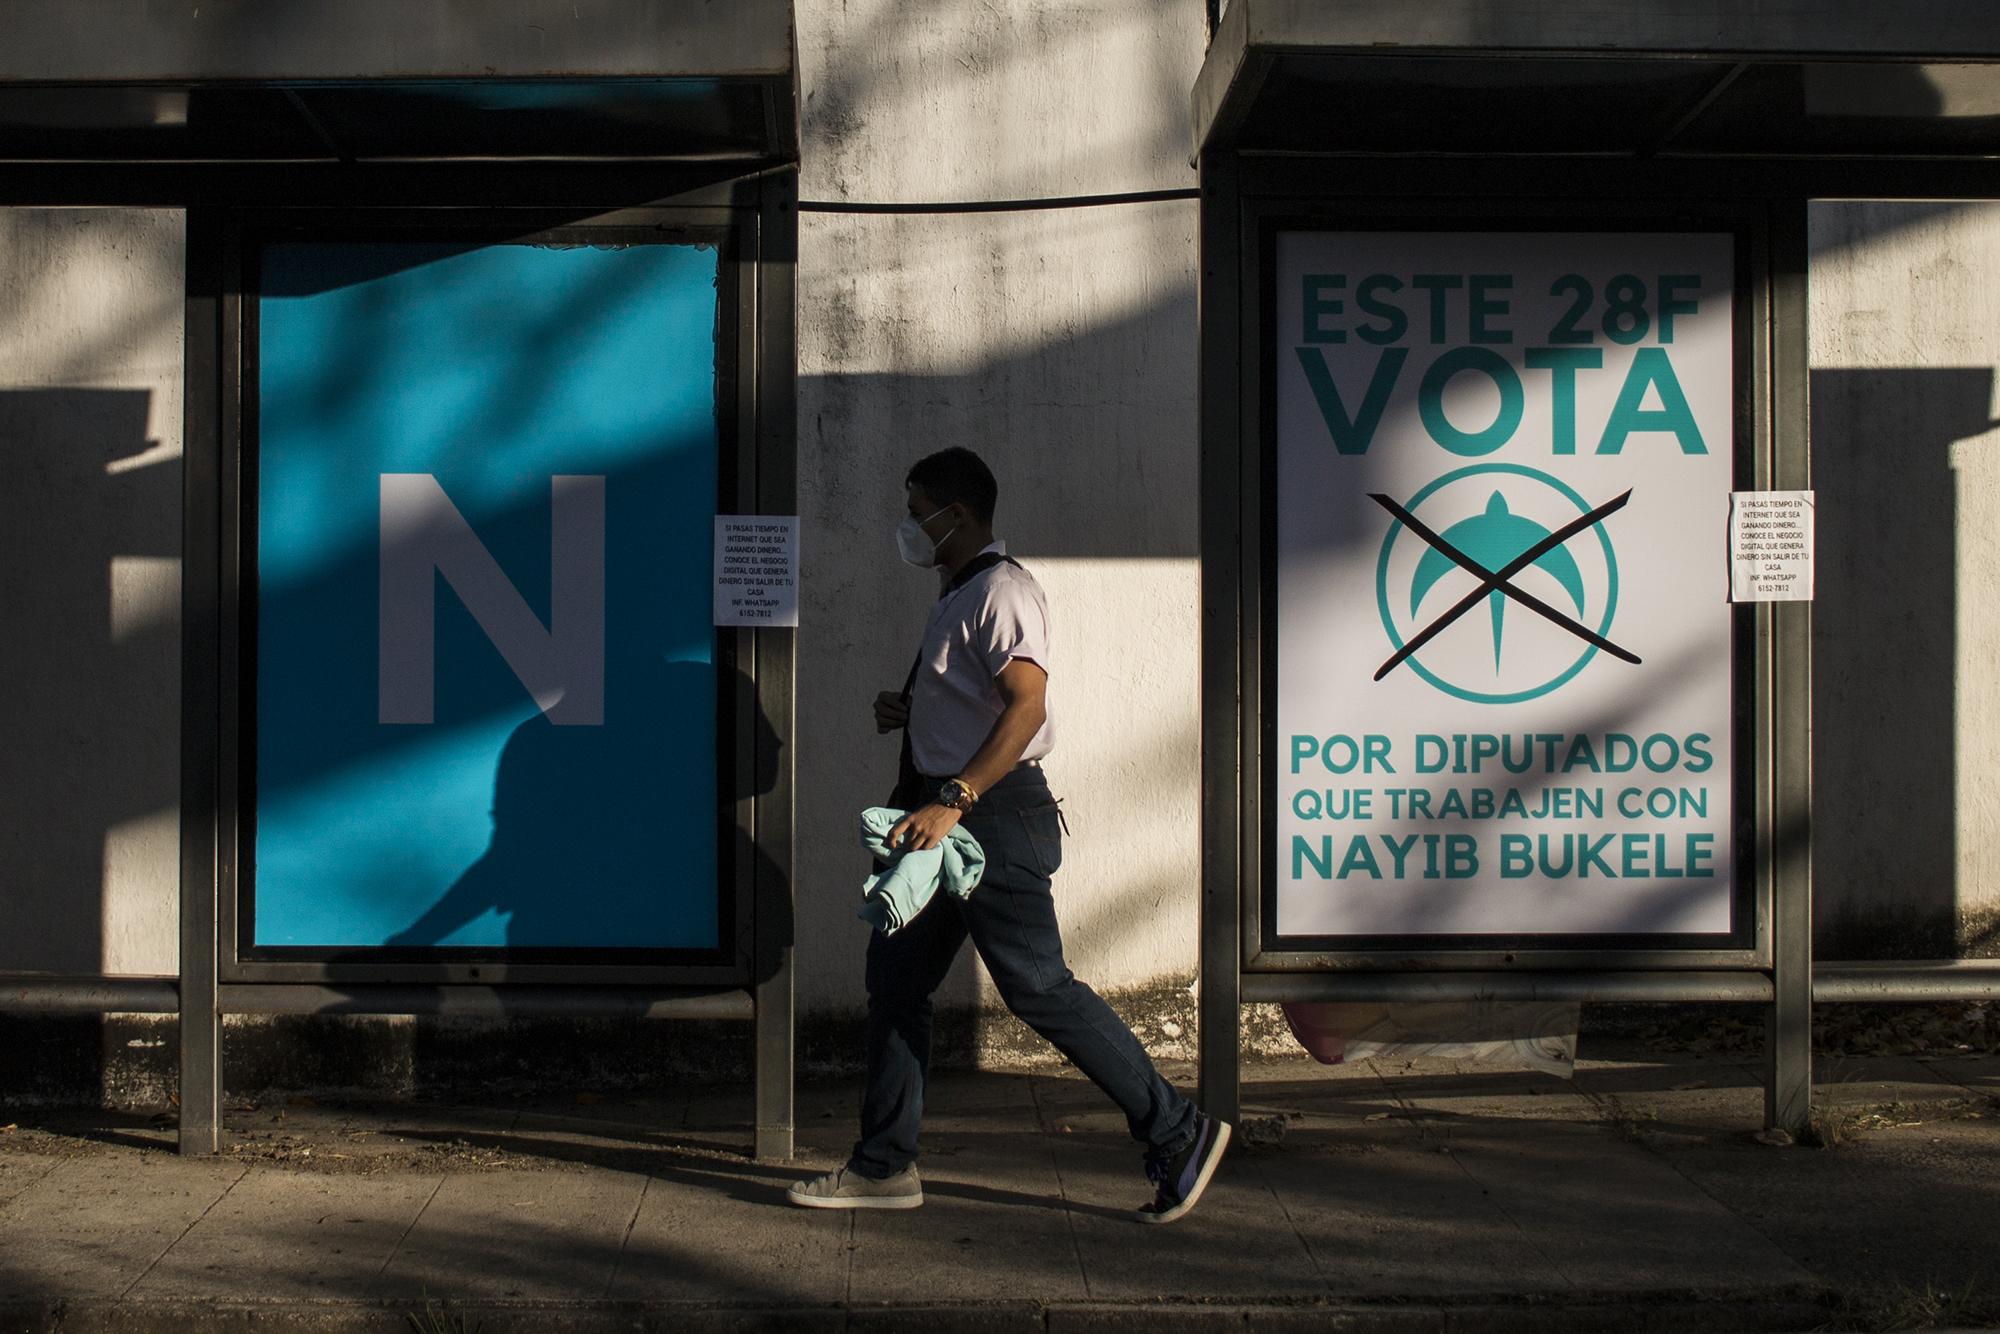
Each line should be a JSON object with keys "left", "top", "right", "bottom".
{"left": 386, "top": 655, "right": 777, "bottom": 953}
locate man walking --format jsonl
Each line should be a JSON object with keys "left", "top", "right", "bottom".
{"left": 788, "top": 447, "right": 1229, "bottom": 1224}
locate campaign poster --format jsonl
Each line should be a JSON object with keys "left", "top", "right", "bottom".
{"left": 1273, "top": 231, "right": 1736, "bottom": 940}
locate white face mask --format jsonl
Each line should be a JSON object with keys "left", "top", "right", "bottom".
{"left": 896, "top": 505, "right": 959, "bottom": 568}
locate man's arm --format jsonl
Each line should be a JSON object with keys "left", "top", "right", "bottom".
{"left": 887, "top": 658, "right": 1046, "bottom": 851}
{"left": 958, "top": 658, "right": 1047, "bottom": 795}
{"left": 874, "top": 689, "right": 910, "bottom": 733}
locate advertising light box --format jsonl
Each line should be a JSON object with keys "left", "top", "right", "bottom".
{"left": 250, "top": 238, "right": 723, "bottom": 956}
{"left": 1271, "top": 230, "right": 1741, "bottom": 946}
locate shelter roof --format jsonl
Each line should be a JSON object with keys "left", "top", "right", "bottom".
{"left": 1194, "top": 0, "right": 2000, "bottom": 164}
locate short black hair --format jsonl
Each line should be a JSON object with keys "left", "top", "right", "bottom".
{"left": 905, "top": 447, "right": 998, "bottom": 525}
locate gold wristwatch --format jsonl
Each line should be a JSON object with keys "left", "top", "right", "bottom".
{"left": 938, "top": 777, "right": 978, "bottom": 811}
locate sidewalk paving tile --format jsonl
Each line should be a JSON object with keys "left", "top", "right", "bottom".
{"left": 0, "top": 1158, "right": 55, "bottom": 1212}
{"left": 921, "top": 1070, "right": 1044, "bottom": 1121}
{"left": 0, "top": 1055, "right": 1996, "bottom": 1319}
{"left": 496, "top": 1113, "right": 689, "bottom": 1173}
{"left": 1435, "top": 1123, "right": 1815, "bottom": 1291}
{"left": 377, "top": 1166, "right": 645, "bottom": 1299}
{"left": 609, "top": 1151, "right": 852, "bottom": 1304}
{"left": 848, "top": 1130, "right": 1087, "bottom": 1304}
{"left": 1238, "top": 1066, "right": 1408, "bottom": 1127}
{"left": 1570, "top": 1054, "right": 1766, "bottom": 1133}
{"left": 1370, "top": 1061, "right": 1596, "bottom": 1129}
{"left": 0, "top": 1158, "right": 244, "bottom": 1300}
{"left": 1932, "top": 1053, "right": 2000, "bottom": 1095}
{"left": 1049, "top": 1132, "right": 1323, "bottom": 1302}
{"left": 128, "top": 1166, "right": 442, "bottom": 1299}
{"left": 1389, "top": 1058, "right": 1764, "bottom": 1143}
{"left": 1653, "top": 1115, "right": 2000, "bottom": 1290}
{"left": 1247, "top": 1133, "right": 1568, "bottom": 1296}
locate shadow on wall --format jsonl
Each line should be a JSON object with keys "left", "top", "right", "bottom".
{"left": 385, "top": 656, "right": 721, "bottom": 951}
{"left": 383, "top": 660, "right": 786, "bottom": 970}
{"left": 793, "top": 275, "right": 1204, "bottom": 1042}
{"left": 1812, "top": 365, "right": 1998, "bottom": 958}
{"left": 1807, "top": 202, "right": 1971, "bottom": 258}
{"left": 802, "top": 269, "right": 1202, "bottom": 561}
{"left": 0, "top": 388, "right": 177, "bottom": 1105}
{"left": 0, "top": 388, "right": 176, "bottom": 976}
{"left": 222, "top": 662, "right": 789, "bottom": 1101}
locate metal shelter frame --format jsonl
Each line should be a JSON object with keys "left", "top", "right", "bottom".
{"left": 0, "top": 0, "right": 803, "bottom": 1160}
{"left": 1191, "top": 3, "right": 2000, "bottom": 1134}
{"left": 0, "top": 164, "right": 799, "bottom": 1160}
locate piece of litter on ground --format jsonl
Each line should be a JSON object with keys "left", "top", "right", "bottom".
{"left": 1753, "top": 1128, "right": 1794, "bottom": 1147}
{"left": 1239, "top": 1115, "right": 1287, "bottom": 1146}
{"left": 1364, "top": 1111, "right": 1392, "bottom": 1122}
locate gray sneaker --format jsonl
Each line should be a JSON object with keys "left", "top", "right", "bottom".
{"left": 786, "top": 1164, "right": 923, "bottom": 1210}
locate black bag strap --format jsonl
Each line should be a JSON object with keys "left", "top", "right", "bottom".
{"left": 895, "top": 552, "right": 1021, "bottom": 800}
{"left": 898, "top": 551, "right": 1021, "bottom": 701}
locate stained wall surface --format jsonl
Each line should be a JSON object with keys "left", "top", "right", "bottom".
{"left": 0, "top": 208, "right": 183, "bottom": 976}
{"left": 790, "top": 0, "right": 1206, "bottom": 1009}
{"left": 1809, "top": 201, "right": 2000, "bottom": 958}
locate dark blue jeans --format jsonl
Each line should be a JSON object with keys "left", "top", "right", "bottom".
{"left": 849, "top": 766, "right": 1197, "bottom": 1178}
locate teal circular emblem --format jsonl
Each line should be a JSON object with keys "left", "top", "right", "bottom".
{"left": 1373, "top": 462, "right": 1620, "bottom": 705}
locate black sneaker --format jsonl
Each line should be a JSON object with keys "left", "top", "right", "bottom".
{"left": 1136, "top": 1112, "right": 1231, "bottom": 1224}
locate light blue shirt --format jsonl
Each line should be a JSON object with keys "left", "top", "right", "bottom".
{"left": 857, "top": 807, "right": 986, "bottom": 934}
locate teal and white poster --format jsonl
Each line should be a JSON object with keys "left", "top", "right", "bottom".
{"left": 1275, "top": 231, "right": 1734, "bottom": 938}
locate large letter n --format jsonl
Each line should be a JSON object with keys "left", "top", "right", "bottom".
{"left": 378, "top": 473, "right": 606, "bottom": 726}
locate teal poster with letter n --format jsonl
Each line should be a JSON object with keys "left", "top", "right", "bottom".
{"left": 253, "top": 239, "right": 721, "bottom": 950}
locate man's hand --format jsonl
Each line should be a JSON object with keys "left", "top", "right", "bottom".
{"left": 887, "top": 803, "right": 962, "bottom": 853}
{"left": 874, "top": 690, "right": 911, "bottom": 734}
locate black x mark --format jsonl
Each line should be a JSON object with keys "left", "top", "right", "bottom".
{"left": 1368, "top": 489, "right": 1641, "bottom": 682}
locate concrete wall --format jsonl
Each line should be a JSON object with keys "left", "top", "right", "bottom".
{"left": 0, "top": 209, "right": 183, "bottom": 976}
{"left": 791, "top": 0, "right": 1207, "bottom": 1013}
{"left": 1809, "top": 202, "right": 2000, "bottom": 958}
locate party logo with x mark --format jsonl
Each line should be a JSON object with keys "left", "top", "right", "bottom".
{"left": 1370, "top": 463, "right": 1638, "bottom": 705}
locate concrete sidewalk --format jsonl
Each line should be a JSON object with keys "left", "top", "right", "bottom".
{"left": 2, "top": 1044, "right": 1997, "bottom": 1332}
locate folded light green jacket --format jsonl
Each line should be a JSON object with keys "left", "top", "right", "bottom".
{"left": 857, "top": 807, "right": 987, "bottom": 935}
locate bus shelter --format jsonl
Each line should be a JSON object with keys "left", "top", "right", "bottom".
{"left": 1191, "top": 0, "right": 2000, "bottom": 1132}
{"left": 0, "top": 0, "right": 801, "bottom": 1158}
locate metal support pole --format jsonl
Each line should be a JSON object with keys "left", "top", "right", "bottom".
{"left": 0, "top": 976, "right": 180, "bottom": 1013}
{"left": 216, "top": 985, "right": 756, "bottom": 1019}
{"left": 178, "top": 210, "right": 224, "bottom": 1156}
{"left": 1815, "top": 961, "right": 2000, "bottom": 1002}
{"left": 753, "top": 953, "right": 794, "bottom": 1161}
{"left": 1765, "top": 198, "right": 1814, "bottom": 1135}
{"left": 1244, "top": 971, "right": 1776, "bottom": 1005}
{"left": 1196, "top": 152, "right": 1242, "bottom": 1123}
{"left": 751, "top": 168, "right": 798, "bottom": 1162}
